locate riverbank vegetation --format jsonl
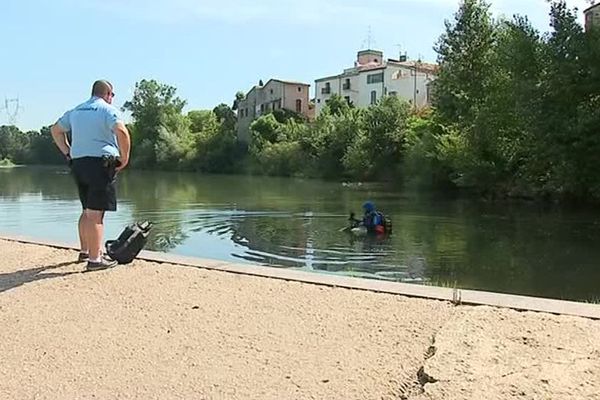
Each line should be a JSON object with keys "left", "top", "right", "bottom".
{"left": 1, "top": 1, "right": 598, "bottom": 201}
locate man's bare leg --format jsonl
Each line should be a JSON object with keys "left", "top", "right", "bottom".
{"left": 78, "top": 211, "right": 89, "bottom": 255}
{"left": 85, "top": 209, "right": 105, "bottom": 261}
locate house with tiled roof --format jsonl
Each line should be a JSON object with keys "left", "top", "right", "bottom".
{"left": 236, "top": 79, "right": 312, "bottom": 143}
{"left": 314, "top": 50, "right": 438, "bottom": 115}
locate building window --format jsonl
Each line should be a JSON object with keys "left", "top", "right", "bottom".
{"left": 298, "top": 87, "right": 302, "bottom": 92}
{"left": 343, "top": 78, "right": 351, "bottom": 90}
{"left": 389, "top": 91, "right": 397, "bottom": 97}
{"left": 296, "top": 99, "right": 302, "bottom": 113}
{"left": 260, "top": 104, "right": 265, "bottom": 114}
{"left": 270, "top": 89, "right": 273, "bottom": 95}
{"left": 370, "top": 91, "right": 377, "bottom": 105}
{"left": 317, "top": 99, "right": 321, "bottom": 103}
{"left": 367, "top": 72, "right": 384, "bottom": 84}
{"left": 322, "top": 82, "right": 331, "bottom": 94}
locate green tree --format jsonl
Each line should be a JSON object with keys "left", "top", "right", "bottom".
{"left": 123, "top": 79, "right": 188, "bottom": 167}
{"left": 470, "top": 16, "right": 544, "bottom": 192}
{"left": 431, "top": 0, "right": 501, "bottom": 191}
{"left": 213, "top": 103, "right": 237, "bottom": 133}
{"left": 188, "top": 110, "right": 216, "bottom": 133}
{"left": 302, "top": 107, "right": 362, "bottom": 179}
{"left": 532, "top": 1, "right": 592, "bottom": 198}
{"left": 434, "top": 0, "right": 496, "bottom": 125}
{"left": 402, "top": 112, "right": 455, "bottom": 188}
{"left": 249, "top": 114, "right": 307, "bottom": 176}
{"left": 322, "top": 94, "right": 352, "bottom": 116}
{"left": 232, "top": 91, "right": 245, "bottom": 111}
{"left": 250, "top": 114, "right": 282, "bottom": 150}
{"left": 25, "top": 126, "right": 66, "bottom": 165}
{"left": 190, "top": 109, "right": 240, "bottom": 173}
{"left": 271, "top": 108, "right": 307, "bottom": 124}
{"left": 345, "top": 96, "right": 410, "bottom": 180}
{"left": 0, "top": 125, "right": 26, "bottom": 162}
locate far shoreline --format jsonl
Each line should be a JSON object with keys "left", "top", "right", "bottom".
{"left": 5, "top": 163, "right": 600, "bottom": 210}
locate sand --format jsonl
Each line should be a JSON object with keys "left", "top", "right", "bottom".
{"left": 0, "top": 238, "right": 599, "bottom": 399}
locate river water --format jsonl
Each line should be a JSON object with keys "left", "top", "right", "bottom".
{"left": 1, "top": 166, "right": 599, "bottom": 301}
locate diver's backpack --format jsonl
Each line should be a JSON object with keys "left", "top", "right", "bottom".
{"left": 383, "top": 215, "right": 393, "bottom": 234}
{"left": 105, "top": 221, "right": 153, "bottom": 264}
{"left": 376, "top": 212, "right": 393, "bottom": 234}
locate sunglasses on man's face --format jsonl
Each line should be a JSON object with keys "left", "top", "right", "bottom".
{"left": 109, "top": 92, "right": 116, "bottom": 98}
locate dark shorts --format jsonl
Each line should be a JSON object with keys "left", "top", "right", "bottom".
{"left": 71, "top": 157, "right": 118, "bottom": 211}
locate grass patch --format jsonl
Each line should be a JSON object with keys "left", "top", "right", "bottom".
{"left": 425, "top": 279, "right": 459, "bottom": 289}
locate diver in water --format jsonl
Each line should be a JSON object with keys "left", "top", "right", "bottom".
{"left": 348, "top": 201, "right": 389, "bottom": 235}
{"left": 361, "top": 201, "right": 385, "bottom": 234}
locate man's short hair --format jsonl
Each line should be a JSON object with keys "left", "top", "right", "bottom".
{"left": 92, "top": 80, "right": 113, "bottom": 97}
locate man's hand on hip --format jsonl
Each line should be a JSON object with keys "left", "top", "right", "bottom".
{"left": 115, "top": 157, "right": 128, "bottom": 172}
{"left": 113, "top": 122, "right": 131, "bottom": 173}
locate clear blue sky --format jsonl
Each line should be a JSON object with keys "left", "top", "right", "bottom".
{"left": 0, "top": 0, "right": 589, "bottom": 130}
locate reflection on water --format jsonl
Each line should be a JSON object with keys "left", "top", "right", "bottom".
{"left": 1, "top": 166, "right": 600, "bottom": 301}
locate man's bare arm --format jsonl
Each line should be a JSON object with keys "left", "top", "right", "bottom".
{"left": 114, "top": 122, "right": 130, "bottom": 171}
{"left": 50, "top": 124, "right": 71, "bottom": 157}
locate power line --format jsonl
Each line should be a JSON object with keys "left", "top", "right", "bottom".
{"left": 0, "top": 97, "right": 22, "bottom": 125}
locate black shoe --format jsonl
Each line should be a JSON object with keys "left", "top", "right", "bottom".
{"left": 77, "top": 252, "right": 89, "bottom": 262}
{"left": 86, "top": 257, "right": 118, "bottom": 271}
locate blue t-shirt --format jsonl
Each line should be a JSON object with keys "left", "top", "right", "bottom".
{"left": 57, "top": 96, "right": 121, "bottom": 159}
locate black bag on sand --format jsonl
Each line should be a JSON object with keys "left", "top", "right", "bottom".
{"left": 106, "top": 221, "right": 153, "bottom": 264}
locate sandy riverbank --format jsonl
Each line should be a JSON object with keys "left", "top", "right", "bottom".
{"left": 0, "top": 238, "right": 599, "bottom": 399}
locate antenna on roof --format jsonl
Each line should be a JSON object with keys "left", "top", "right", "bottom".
{"left": 396, "top": 44, "right": 408, "bottom": 62}
{"left": 361, "top": 26, "right": 377, "bottom": 50}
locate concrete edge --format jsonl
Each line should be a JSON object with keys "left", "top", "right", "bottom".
{"left": 2, "top": 233, "right": 600, "bottom": 320}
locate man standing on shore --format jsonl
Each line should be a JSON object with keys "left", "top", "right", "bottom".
{"left": 51, "top": 80, "right": 131, "bottom": 271}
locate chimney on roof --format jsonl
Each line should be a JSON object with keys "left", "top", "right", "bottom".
{"left": 357, "top": 49, "right": 383, "bottom": 66}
